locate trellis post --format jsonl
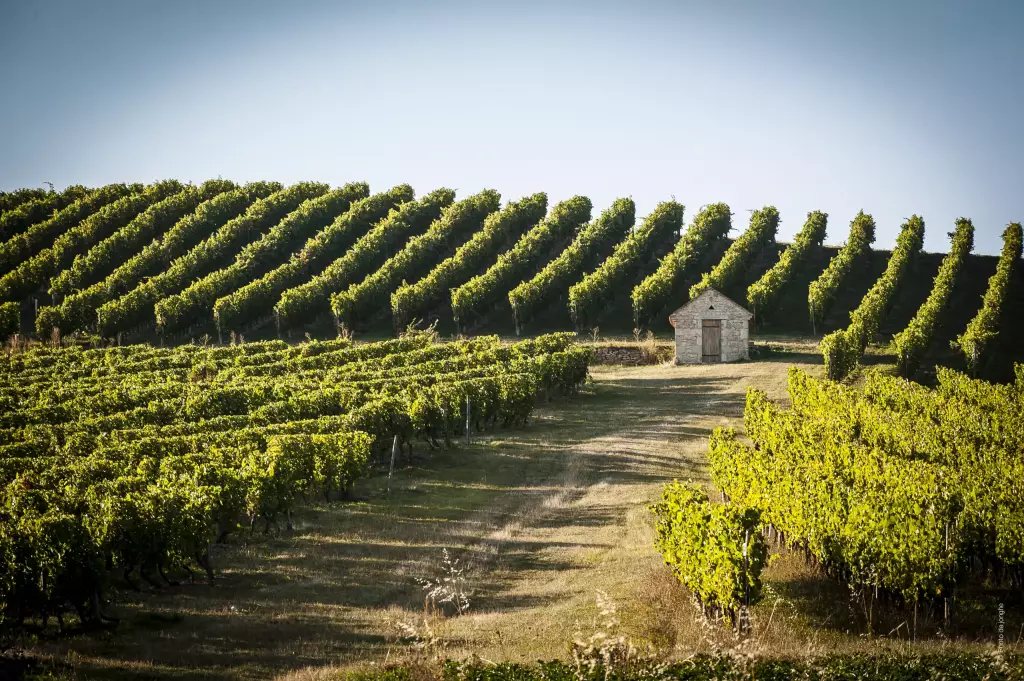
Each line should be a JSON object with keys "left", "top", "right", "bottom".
{"left": 387, "top": 434, "right": 399, "bottom": 494}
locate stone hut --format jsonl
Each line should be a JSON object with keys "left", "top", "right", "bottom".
{"left": 668, "top": 288, "right": 753, "bottom": 364}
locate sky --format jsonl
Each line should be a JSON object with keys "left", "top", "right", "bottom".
{"left": 1, "top": 0, "right": 1022, "bottom": 255}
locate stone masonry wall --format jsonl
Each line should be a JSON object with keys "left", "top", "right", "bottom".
{"left": 591, "top": 345, "right": 673, "bottom": 366}
{"left": 668, "top": 289, "right": 752, "bottom": 364}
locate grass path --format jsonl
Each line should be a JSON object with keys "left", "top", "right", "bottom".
{"left": 33, "top": 355, "right": 1015, "bottom": 681}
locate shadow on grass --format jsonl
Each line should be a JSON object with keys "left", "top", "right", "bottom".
{"left": 757, "top": 535, "right": 1023, "bottom": 647}
{"left": 769, "top": 571, "right": 1022, "bottom": 644}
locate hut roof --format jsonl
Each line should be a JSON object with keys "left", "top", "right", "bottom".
{"left": 668, "top": 288, "right": 753, "bottom": 327}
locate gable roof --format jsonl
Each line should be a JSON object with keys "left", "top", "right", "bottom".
{"left": 668, "top": 287, "right": 753, "bottom": 326}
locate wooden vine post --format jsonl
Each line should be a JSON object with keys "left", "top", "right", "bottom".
{"left": 387, "top": 434, "right": 399, "bottom": 494}
{"left": 944, "top": 521, "right": 952, "bottom": 629}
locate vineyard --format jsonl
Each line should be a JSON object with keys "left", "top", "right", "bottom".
{"left": 0, "top": 182, "right": 1018, "bottom": 379}
{"left": 0, "top": 329, "right": 589, "bottom": 641}
{"left": 2, "top": 182, "right": 1024, "bottom": 679}
{"left": 663, "top": 362, "right": 1024, "bottom": 636}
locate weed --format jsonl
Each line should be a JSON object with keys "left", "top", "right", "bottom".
{"left": 417, "top": 549, "right": 471, "bottom": 617}
{"left": 571, "top": 591, "right": 666, "bottom": 681}
{"left": 638, "top": 330, "right": 660, "bottom": 364}
{"left": 403, "top": 319, "right": 441, "bottom": 343}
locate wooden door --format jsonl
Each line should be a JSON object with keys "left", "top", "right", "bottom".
{"left": 702, "top": 319, "right": 721, "bottom": 363}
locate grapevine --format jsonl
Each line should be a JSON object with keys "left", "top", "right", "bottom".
{"left": 821, "top": 215, "right": 925, "bottom": 380}
{"left": 651, "top": 481, "right": 766, "bottom": 626}
{"left": 331, "top": 190, "right": 501, "bottom": 331}
{"left": 154, "top": 182, "right": 331, "bottom": 334}
{"left": 452, "top": 196, "right": 591, "bottom": 331}
{"left": 216, "top": 186, "right": 442, "bottom": 335}
{"left": 0, "top": 301, "right": 17, "bottom": 339}
{"left": 48, "top": 180, "right": 237, "bottom": 298}
{"left": 569, "top": 200, "right": 681, "bottom": 329}
{"left": 0, "top": 331, "right": 590, "bottom": 632}
{"left": 807, "top": 211, "right": 875, "bottom": 330}
{"left": 391, "top": 193, "right": 547, "bottom": 330}
{"left": 632, "top": 203, "right": 730, "bottom": 326}
{"left": 509, "top": 198, "right": 634, "bottom": 335}
{"left": 746, "top": 210, "right": 827, "bottom": 324}
{"left": 0, "top": 185, "right": 91, "bottom": 244}
{"left": 270, "top": 185, "right": 427, "bottom": 330}
{"left": 689, "top": 206, "right": 778, "bottom": 300}
{"left": 704, "top": 365, "right": 1024, "bottom": 625}
{"left": 93, "top": 183, "right": 281, "bottom": 337}
{"left": 952, "top": 222, "right": 1023, "bottom": 375}
{"left": 153, "top": 182, "right": 369, "bottom": 337}
{"left": 891, "top": 218, "right": 974, "bottom": 377}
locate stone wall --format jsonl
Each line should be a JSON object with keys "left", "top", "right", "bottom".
{"left": 591, "top": 345, "right": 672, "bottom": 366}
{"left": 668, "top": 289, "right": 752, "bottom": 364}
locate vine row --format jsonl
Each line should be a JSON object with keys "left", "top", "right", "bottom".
{"left": 331, "top": 190, "right": 501, "bottom": 331}
{"left": 509, "top": 198, "right": 635, "bottom": 335}
{"left": 632, "top": 203, "right": 730, "bottom": 326}
{"left": 269, "top": 185, "right": 423, "bottom": 331}
{"left": 215, "top": 185, "right": 425, "bottom": 334}
{"left": 155, "top": 183, "right": 369, "bottom": 335}
{"left": 820, "top": 215, "right": 925, "bottom": 380}
{"left": 952, "top": 222, "right": 1023, "bottom": 375}
{"left": 391, "top": 193, "right": 547, "bottom": 330}
{"left": 746, "top": 210, "right": 827, "bottom": 324}
{"left": 891, "top": 218, "right": 974, "bottom": 377}
{"left": 0, "top": 181, "right": 185, "bottom": 304}
{"left": 689, "top": 206, "right": 778, "bottom": 301}
{"left": 452, "top": 196, "right": 591, "bottom": 331}
{"left": 570, "top": 201, "right": 682, "bottom": 329}
{"left": 807, "top": 211, "right": 875, "bottom": 331}
{"left": 90, "top": 183, "right": 282, "bottom": 337}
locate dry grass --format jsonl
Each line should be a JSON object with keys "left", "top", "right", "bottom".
{"left": 21, "top": 357, "right": 1020, "bottom": 681}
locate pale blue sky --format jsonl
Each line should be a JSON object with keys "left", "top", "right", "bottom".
{"left": 1, "top": 0, "right": 1021, "bottom": 255}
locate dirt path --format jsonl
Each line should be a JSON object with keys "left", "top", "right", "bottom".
{"left": 428, "top": 361, "right": 805, "bottom": 664}
{"left": 29, "top": 359, "right": 814, "bottom": 681}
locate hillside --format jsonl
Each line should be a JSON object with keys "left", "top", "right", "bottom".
{"left": 1, "top": 184, "right": 1021, "bottom": 380}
